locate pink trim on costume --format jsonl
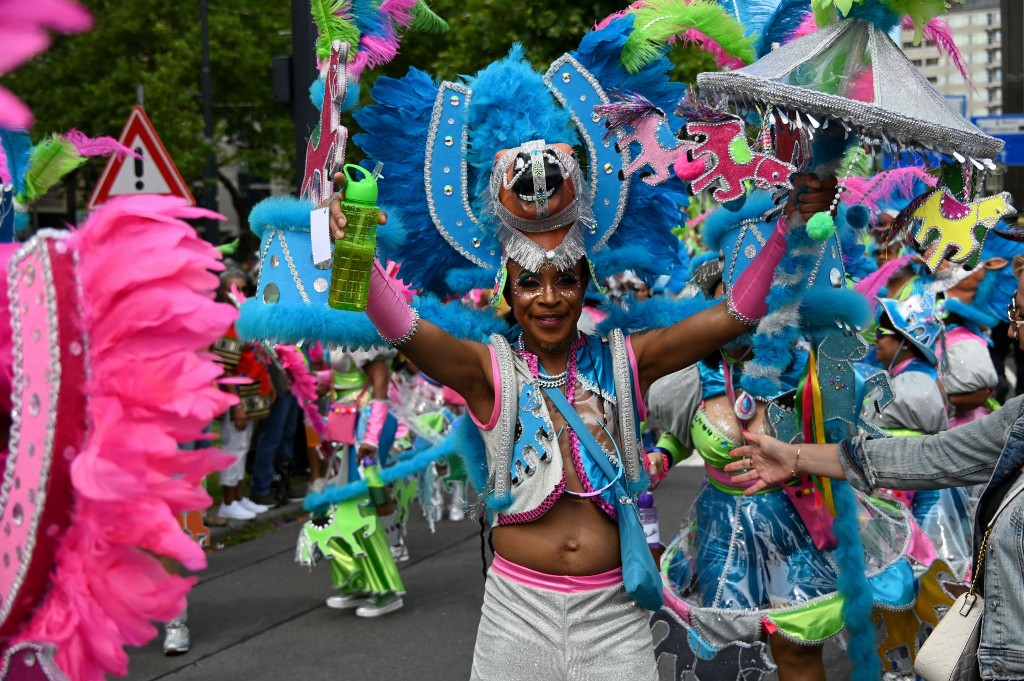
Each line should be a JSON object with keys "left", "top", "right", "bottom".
{"left": 888, "top": 357, "right": 915, "bottom": 378}
{"left": 950, "top": 407, "right": 991, "bottom": 428}
{"left": 498, "top": 474, "right": 567, "bottom": 525}
{"left": 704, "top": 463, "right": 758, "bottom": 490}
{"left": 941, "top": 325, "right": 985, "bottom": 352}
{"left": 906, "top": 516, "right": 938, "bottom": 566}
{"left": 625, "top": 335, "right": 647, "bottom": 422}
{"left": 491, "top": 553, "right": 623, "bottom": 592}
{"left": 469, "top": 345, "right": 500, "bottom": 431}
{"left": 662, "top": 586, "right": 694, "bottom": 623}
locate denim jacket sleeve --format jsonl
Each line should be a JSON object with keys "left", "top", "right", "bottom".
{"left": 839, "top": 394, "right": 1024, "bottom": 493}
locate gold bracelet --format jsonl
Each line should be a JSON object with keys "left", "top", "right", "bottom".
{"left": 791, "top": 445, "right": 802, "bottom": 479}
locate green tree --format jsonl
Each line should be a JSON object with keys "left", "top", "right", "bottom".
{"left": 383, "top": 0, "right": 717, "bottom": 84}
{"left": 2, "top": 0, "right": 293, "bottom": 227}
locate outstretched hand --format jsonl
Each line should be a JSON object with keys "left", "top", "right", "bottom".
{"left": 724, "top": 431, "right": 798, "bottom": 496}
{"left": 320, "top": 171, "right": 388, "bottom": 240}
{"left": 783, "top": 173, "right": 839, "bottom": 222}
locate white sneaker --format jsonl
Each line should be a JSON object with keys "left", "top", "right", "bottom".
{"left": 390, "top": 542, "right": 409, "bottom": 563}
{"left": 355, "top": 594, "right": 403, "bottom": 618}
{"left": 326, "top": 593, "right": 373, "bottom": 609}
{"left": 239, "top": 497, "right": 270, "bottom": 514}
{"left": 163, "top": 618, "right": 190, "bottom": 655}
{"left": 218, "top": 500, "right": 256, "bottom": 520}
{"left": 448, "top": 504, "right": 465, "bottom": 522}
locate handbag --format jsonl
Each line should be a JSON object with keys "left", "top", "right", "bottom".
{"left": 915, "top": 479, "right": 1024, "bottom": 681}
{"left": 326, "top": 403, "right": 358, "bottom": 444}
{"left": 542, "top": 386, "right": 664, "bottom": 611}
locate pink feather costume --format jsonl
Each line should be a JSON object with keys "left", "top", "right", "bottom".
{"left": 0, "top": 196, "right": 237, "bottom": 680}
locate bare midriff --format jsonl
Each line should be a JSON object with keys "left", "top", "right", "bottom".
{"left": 491, "top": 429, "right": 621, "bottom": 576}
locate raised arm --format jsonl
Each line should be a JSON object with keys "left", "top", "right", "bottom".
{"left": 327, "top": 178, "right": 495, "bottom": 422}
{"left": 631, "top": 173, "right": 838, "bottom": 395}
{"left": 630, "top": 302, "right": 749, "bottom": 395}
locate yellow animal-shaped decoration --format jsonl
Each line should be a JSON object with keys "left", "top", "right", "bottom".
{"left": 912, "top": 189, "right": 1014, "bottom": 272}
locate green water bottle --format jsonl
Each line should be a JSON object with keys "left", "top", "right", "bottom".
{"left": 328, "top": 164, "right": 381, "bottom": 311}
{"left": 362, "top": 455, "right": 389, "bottom": 507}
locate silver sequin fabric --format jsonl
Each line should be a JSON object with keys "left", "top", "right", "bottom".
{"left": 470, "top": 568, "right": 657, "bottom": 681}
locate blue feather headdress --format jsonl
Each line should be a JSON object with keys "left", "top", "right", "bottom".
{"left": 351, "top": 15, "right": 689, "bottom": 300}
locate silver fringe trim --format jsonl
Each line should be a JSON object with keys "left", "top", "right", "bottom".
{"left": 496, "top": 221, "right": 588, "bottom": 272}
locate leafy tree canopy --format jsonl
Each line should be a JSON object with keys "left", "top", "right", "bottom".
{"left": 2, "top": 0, "right": 293, "bottom": 218}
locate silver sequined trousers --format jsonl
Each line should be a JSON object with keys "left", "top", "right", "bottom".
{"left": 470, "top": 568, "right": 657, "bottom": 680}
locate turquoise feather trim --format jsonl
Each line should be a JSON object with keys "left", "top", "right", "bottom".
{"left": 832, "top": 480, "right": 882, "bottom": 680}
{"left": 236, "top": 298, "right": 382, "bottom": 348}
{"left": 249, "top": 195, "right": 315, "bottom": 238}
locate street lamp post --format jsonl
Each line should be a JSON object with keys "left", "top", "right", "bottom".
{"left": 200, "top": 0, "right": 220, "bottom": 244}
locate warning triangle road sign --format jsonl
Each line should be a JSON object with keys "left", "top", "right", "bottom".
{"left": 87, "top": 105, "right": 195, "bottom": 209}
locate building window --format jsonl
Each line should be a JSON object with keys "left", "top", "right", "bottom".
{"left": 989, "top": 87, "right": 1002, "bottom": 102}
{"left": 988, "top": 29, "right": 1001, "bottom": 45}
{"left": 925, "top": 57, "right": 940, "bottom": 66}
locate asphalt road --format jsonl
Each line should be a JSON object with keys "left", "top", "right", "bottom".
{"left": 127, "top": 465, "right": 850, "bottom": 681}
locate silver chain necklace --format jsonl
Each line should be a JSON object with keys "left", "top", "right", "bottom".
{"left": 517, "top": 332, "right": 568, "bottom": 387}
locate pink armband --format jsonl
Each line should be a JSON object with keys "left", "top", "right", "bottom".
{"left": 727, "top": 217, "right": 788, "bottom": 325}
{"left": 361, "top": 399, "right": 389, "bottom": 449}
{"left": 367, "top": 259, "right": 419, "bottom": 345}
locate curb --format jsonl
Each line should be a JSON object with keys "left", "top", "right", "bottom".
{"left": 205, "top": 500, "right": 308, "bottom": 547}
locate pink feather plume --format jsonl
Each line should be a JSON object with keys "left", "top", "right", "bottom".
{"left": 345, "top": 0, "right": 416, "bottom": 80}
{"left": 276, "top": 345, "right": 327, "bottom": 437}
{"left": 842, "top": 167, "right": 936, "bottom": 212}
{"left": 15, "top": 195, "right": 236, "bottom": 681}
{"left": 0, "top": 0, "right": 92, "bottom": 127}
{"left": 63, "top": 129, "right": 139, "bottom": 159}
{"left": 595, "top": 1, "right": 644, "bottom": 30}
{"left": 903, "top": 16, "right": 973, "bottom": 89}
{"left": 854, "top": 254, "right": 913, "bottom": 311}
{"left": 789, "top": 12, "right": 819, "bottom": 42}
{"left": 679, "top": 29, "right": 747, "bottom": 70}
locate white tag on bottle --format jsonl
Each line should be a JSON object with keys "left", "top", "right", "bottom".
{"left": 310, "top": 207, "right": 332, "bottom": 268}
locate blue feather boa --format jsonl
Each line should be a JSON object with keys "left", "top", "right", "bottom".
{"left": 832, "top": 480, "right": 882, "bottom": 681}
{"left": 305, "top": 415, "right": 486, "bottom": 513}
{"left": 351, "top": 18, "right": 690, "bottom": 296}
